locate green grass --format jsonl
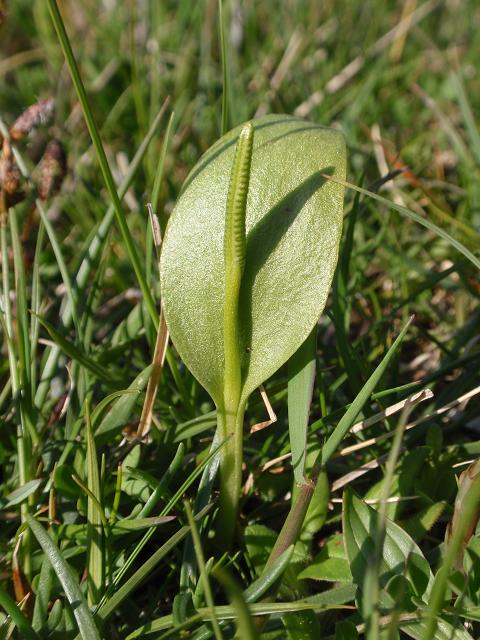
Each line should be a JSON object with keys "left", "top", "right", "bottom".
{"left": 0, "top": 1, "right": 479, "bottom": 638}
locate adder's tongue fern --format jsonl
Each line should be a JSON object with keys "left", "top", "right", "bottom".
{"left": 222, "top": 122, "right": 254, "bottom": 417}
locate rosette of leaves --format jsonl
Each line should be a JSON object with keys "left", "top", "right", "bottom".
{"left": 160, "top": 114, "right": 346, "bottom": 538}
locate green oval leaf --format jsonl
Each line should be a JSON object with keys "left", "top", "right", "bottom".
{"left": 160, "top": 114, "right": 346, "bottom": 406}
{"left": 342, "top": 489, "right": 434, "bottom": 602}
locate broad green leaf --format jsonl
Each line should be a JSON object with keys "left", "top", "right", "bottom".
{"left": 400, "top": 616, "right": 474, "bottom": 640}
{"left": 26, "top": 515, "right": 101, "bottom": 640}
{"left": 342, "top": 489, "right": 433, "bottom": 602}
{"left": 160, "top": 114, "right": 346, "bottom": 407}
{"left": 288, "top": 327, "right": 317, "bottom": 483}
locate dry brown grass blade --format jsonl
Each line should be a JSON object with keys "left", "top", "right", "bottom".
{"left": 249, "top": 385, "right": 277, "bottom": 433}
{"left": 340, "top": 385, "right": 480, "bottom": 457}
{"left": 12, "top": 536, "right": 33, "bottom": 617}
{"left": 331, "top": 451, "right": 395, "bottom": 493}
{"left": 136, "top": 206, "right": 169, "bottom": 439}
{"left": 351, "top": 388, "right": 433, "bottom": 435}
{"left": 136, "top": 310, "right": 169, "bottom": 439}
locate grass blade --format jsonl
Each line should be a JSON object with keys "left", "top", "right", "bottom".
{"left": 218, "top": 0, "right": 229, "bottom": 134}
{"left": 35, "top": 314, "right": 116, "bottom": 383}
{"left": 318, "top": 315, "right": 413, "bottom": 467}
{"left": 185, "top": 501, "right": 223, "bottom": 640}
{"left": 450, "top": 71, "right": 480, "bottom": 165}
{"left": 35, "top": 98, "right": 169, "bottom": 408}
{"left": 46, "top": 0, "right": 159, "bottom": 327}
{"left": 85, "top": 404, "right": 104, "bottom": 606}
{"left": 214, "top": 568, "right": 259, "bottom": 640}
{"left": 26, "top": 515, "right": 101, "bottom": 640}
{"left": 325, "top": 177, "right": 480, "bottom": 271}
{"left": 95, "top": 504, "right": 211, "bottom": 625}
{"left": 0, "top": 588, "right": 39, "bottom": 640}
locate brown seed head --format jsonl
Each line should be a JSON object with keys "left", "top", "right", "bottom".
{"left": 0, "top": 139, "right": 25, "bottom": 219}
{"left": 35, "top": 139, "right": 67, "bottom": 200}
{"left": 0, "top": 138, "right": 23, "bottom": 200}
{"left": 9, "top": 98, "right": 55, "bottom": 141}
{"left": 0, "top": 0, "right": 6, "bottom": 28}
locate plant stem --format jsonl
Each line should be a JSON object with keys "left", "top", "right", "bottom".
{"left": 266, "top": 470, "right": 320, "bottom": 570}
{"left": 217, "top": 404, "right": 246, "bottom": 544}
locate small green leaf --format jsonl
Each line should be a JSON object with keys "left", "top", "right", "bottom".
{"left": 298, "top": 534, "right": 352, "bottom": 583}
{"left": 299, "top": 555, "right": 352, "bottom": 583}
{"left": 160, "top": 114, "right": 346, "bottom": 408}
{"left": 3, "top": 479, "right": 43, "bottom": 508}
{"left": 282, "top": 610, "right": 321, "bottom": 639}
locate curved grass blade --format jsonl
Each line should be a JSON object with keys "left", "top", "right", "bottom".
{"left": 85, "top": 404, "right": 103, "bottom": 607}
{"left": 125, "top": 600, "right": 353, "bottom": 639}
{"left": 46, "top": 0, "right": 158, "bottom": 327}
{"left": 34, "top": 314, "right": 116, "bottom": 383}
{"left": 326, "top": 177, "right": 480, "bottom": 271}
{"left": 26, "top": 515, "right": 101, "bottom": 640}
{"left": 318, "top": 316, "right": 413, "bottom": 467}
{"left": 0, "top": 588, "right": 39, "bottom": 640}
{"left": 214, "top": 568, "right": 259, "bottom": 640}
{"left": 185, "top": 502, "right": 223, "bottom": 640}
{"left": 95, "top": 505, "right": 211, "bottom": 625}
{"left": 189, "top": 545, "right": 295, "bottom": 640}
